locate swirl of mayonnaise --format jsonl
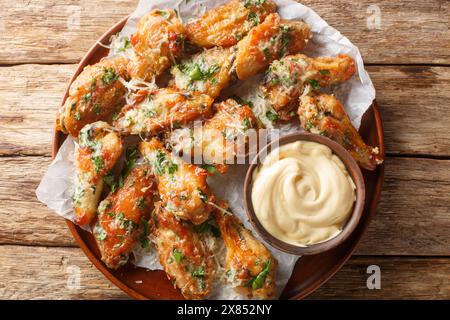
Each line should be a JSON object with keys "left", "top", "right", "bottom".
{"left": 251, "top": 141, "right": 356, "bottom": 246}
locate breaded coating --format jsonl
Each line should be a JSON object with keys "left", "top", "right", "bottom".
{"left": 152, "top": 203, "right": 213, "bottom": 299}
{"left": 127, "top": 9, "right": 186, "bottom": 81}
{"left": 94, "top": 164, "right": 155, "bottom": 269}
{"left": 186, "top": 0, "right": 276, "bottom": 48}
{"left": 73, "top": 122, "right": 123, "bottom": 226}
{"left": 298, "top": 93, "right": 383, "bottom": 170}
{"left": 140, "top": 138, "right": 215, "bottom": 225}
{"left": 58, "top": 57, "right": 129, "bottom": 137}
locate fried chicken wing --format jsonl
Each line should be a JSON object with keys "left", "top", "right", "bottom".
{"left": 213, "top": 205, "right": 277, "bottom": 299}
{"left": 127, "top": 9, "right": 186, "bottom": 81}
{"left": 298, "top": 93, "right": 383, "bottom": 170}
{"left": 235, "top": 13, "right": 311, "bottom": 80}
{"left": 185, "top": 0, "right": 276, "bottom": 48}
{"left": 152, "top": 203, "right": 213, "bottom": 299}
{"left": 114, "top": 88, "right": 214, "bottom": 137}
{"left": 72, "top": 122, "right": 123, "bottom": 226}
{"left": 140, "top": 138, "right": 215, "bottom": 225}
{"left": 171, "top": 47, "right": 234, "bottom": 98}
{"left": 168, "top": 99, "right": 258, "bottom": 174}
{"left": 262, "top": 54, "right": 356, "bottom": 118}
{"left": 94, "top": 164, "right": 155, "bottom": 269}
{"left": 57, "top": 57, "right": 129, "bottom": 137}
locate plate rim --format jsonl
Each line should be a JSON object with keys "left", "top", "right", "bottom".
{"left": 52, "top": 15, "right": 385, "bottom": 300}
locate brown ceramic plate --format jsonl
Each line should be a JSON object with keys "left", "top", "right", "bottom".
{"left": 52, "top": 16, "right": 385, "bottom": 300}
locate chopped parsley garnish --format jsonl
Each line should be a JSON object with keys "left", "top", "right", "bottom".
{"left": 181, "top": 61, "right": 221, "bottom": 82}
{"left": 247, "top": 11, "right": 260, "bottom": 27}
{"left": 242, "top": 118, "right": 251, "bottom": 131}
{"left": 154, "top": 150, "right": 178, "bottom": 176}
{"left": 139, "top": 217, "right": 149, "bottom": 248}
{"left": 320, "top": 69, "right": 331, "bottom": 75}
{"left": 81, "top": 93, "right": 92, "bottom": 104}
{"left": 118, "top": 37, "right": 131, "bottom": 52}
{"left": 103, "top": 173, "right": 118, "bottom": 193}
{"left": 74, "top": 111, "right": 81, "bottom": 121}
{"left": 280, "top": 25, "right": 292, "bottom": 56}
{"left": 265, "top": 110, "right": 279, "bottom": 122}
{"left": 172, "top": 249, "right": 183, "bottom": 263}
{"left": 101, "top": 67, "right": 118, "bottom": 85}
{"left": 201, "top": 164, "right": 217, "bottom": 174}
{"left": 305, "top": 120, "right": 314, "bottom": 131}
{"left": 93, "top": 103, "right": 101, "bottom": 115}
{"left": 96, "top": 227, "right": 107, "bottom": 241}
{"left": 262, "top": 47, "right": 272, "bottom": 59}
{"left": 307, "top": 79, "right": 321, "bottom": 90}
{"left": 198, "top": 188, "right": 208, "bottom": 203}
{"left": 137, "top": 197, "right": 147, "bottom": 211}
{"left": 70, "top": 101, "right": 76, "bottom": 112}
{"left": 243, "top": 0, "right": 266, "bottom": 8}
{"left": 246, "top": 261, "right": 271, "bottom": 290}
{"left": 92, "top": 155, "right": 103, "bottom": 172}
{"left": 195, "top": 219, "right": 220, "bottom": 237}
{"left": 191, "top": 266, "right": 205, "bottom": 277}
{"left": 231, "top": 95, "right": 254, "bottom": 108}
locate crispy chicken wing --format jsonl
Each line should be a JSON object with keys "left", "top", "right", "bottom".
{"left": 168, "top": 99, "right": 258, "bottom": 174}
{"left": 152, "top": 203, "right": 213, "bottom": 299}
{"left": 72, "top": 122, "right": 123, "bottom": 226}
{"left": 185, "top": 0, "right": 276, "bottom": 48}
{"left": 114, "top": 88, "right": 214, "bottom": 137}
{"left": 213, "top": 204, "right": 277, "bottom": 299}
{"left": 262, "top": 54, "right": 356, "bottom": 119}
{"left": 127, "top": 9, "right": 186, "bottom": 81}
{"left": 298, "top": 93, "right": 383, "bottom": 170}
{"left": 235, "top": 13, "right": 311, "bottom": 80}
{"left": 140, "top": 138, "right": 215, "bottom": 225}
{"left": 171, "top": 47, "right": 234, "bottom": 98}
{"left": 94, "top": 164, "right": 155, "bottom": 269}
{"left": 57, "top": 57, "right": 129, "bottom": 137}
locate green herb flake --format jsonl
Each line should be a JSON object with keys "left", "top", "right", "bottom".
{"left": 247, "top": 261, "right": 271, "bottom": 290}
{"left": 101, "top": 67, "right": 118, "bottom": 85}
{"left": 242, "top": 118, "right": 251, "bottom": 131}
{"left": 92, "top": 156, "right": 103, "bottom": 172}
{"left": 118, "top": 37, "right": 131, "bottom": 52}
{"left": 198, "top": 188, "right": 208, "bottom": 203}
{"left": 319, "top": 69, "right": 331, "bottom": 75}
{"left": 191, "top": 266, "right": 205, "bottom": 277}
{"left": 172, "top": 249, "right": 183, "bottom": 263}
{"left": 74, "top": 111, "right": 81, "bottom": 121}
{"left": 265, "top": 110, "right": 279, "bottom": 122}
{"left": 93, "top": 103, "right": 101, "bottom": 115}
{"left": 247, "top": 11, "right": 260, "bottom": 27}
{"left": 156, "top": 10, "right": 170, "bottom": 19}
{"left": 305, "top": 120, "right": 314, "bottom": 131}
{"left": 139, "top": 217, "right": 149, "bottom": 248}
{"left": 307, "top": 79, "right": 321, "bottom": 90}
{"left": 96, "top": 228, "right": 107, "bottom": 241}
{"left": 201, "top": 164, "right": 217, "bottom": 174}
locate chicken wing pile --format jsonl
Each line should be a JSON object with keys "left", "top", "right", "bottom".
{"left": 58, "top": 0, "right": 383, "bottom": 300}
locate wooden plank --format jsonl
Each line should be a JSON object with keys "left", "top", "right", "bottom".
{"left": 0, "top": 64, "right": 76, "bottom": 156}
{"left": 309, "top": 256, "right": 450, "bottom": 299}
{"left": 0, "top": 0, "right": 448, "bottom": 65}
{"left": 0, "top": 245, "right": 127, "bottom": 299}
{"left": 1, "top": 156, "right": 450, "bottom": 256}
{"left": 0, "top": 245, "right": 448, "bottom": 299}
{"left": 1, "top": 64, "right": 450, "bottom": 157}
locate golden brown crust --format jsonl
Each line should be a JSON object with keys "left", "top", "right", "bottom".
{"left": 298, "top": 93, "right": 383, "bottom": 170}
{"left": 58, "top": 57, "right": 129, "bottom": 137}
{"left": 185, "top": 0, "right": 277, "bottom": 48}
{"left": 94, "top": 164, "right": 155, "bottom": 269}
{"left": 152, "top": 203, "right": 213, "bottom": 299}
{"left": 127, "top": 9, "right": 186, "bottom": 81}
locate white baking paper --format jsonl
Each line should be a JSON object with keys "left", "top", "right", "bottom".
{"left": 36, "top": 0, "right": 376, "bottom": 299}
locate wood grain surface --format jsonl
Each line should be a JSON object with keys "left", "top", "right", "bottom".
{"left": 0, "top": 0, "right": 449, "bottom": 300}
{"left": 0, "top": 0, "right": 448, "bottom": 65}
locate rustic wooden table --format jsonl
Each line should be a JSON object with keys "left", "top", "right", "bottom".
{"left": 0, "top": 0, "right": 449, "bottom": 300}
